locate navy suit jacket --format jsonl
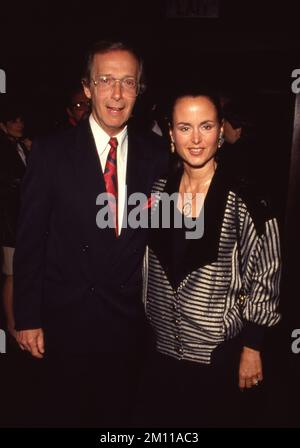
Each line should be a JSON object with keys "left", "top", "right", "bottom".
{"left": 14, "top": 119, "right": 168, "bottom": 353}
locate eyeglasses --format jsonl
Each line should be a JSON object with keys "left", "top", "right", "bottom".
{"left": 71, "top": 101, "right": 90, "bottom": 111}
{"left": 91, "top": 75, "right": 139, "bottom": 97}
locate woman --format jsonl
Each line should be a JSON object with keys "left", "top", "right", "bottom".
{"left": 0, "top": 106, "right": 30, "bottom": 338}
{"left": 141, "top": 90, "right": 281, "bottom": 427}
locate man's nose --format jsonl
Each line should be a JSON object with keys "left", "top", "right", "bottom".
{"left": 111, "top": 80, "right": 123, "bottom": 100}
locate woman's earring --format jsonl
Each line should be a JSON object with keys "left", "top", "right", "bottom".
{"left": 170, "top": 141, "right": 175, "bottom": 153}
{"left": 217, "top": 133, "right": 224, "bottom": 148}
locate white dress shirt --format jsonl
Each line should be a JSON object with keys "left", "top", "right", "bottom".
{"left": 17, "top": 142, "right": 27, "bottom": 166}
{"left": 89, "top": 114, "right": 128, "bottom": 235}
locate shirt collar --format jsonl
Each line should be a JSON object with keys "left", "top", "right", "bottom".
{"left": 89, "top": 113, "right": 128, "bottom": 156}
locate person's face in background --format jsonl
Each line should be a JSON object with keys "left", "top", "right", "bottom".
{"left": 223, "top": 119, "right": 242, "bottom": 144}
{"left": 66, "top": 90, "right": 90, "bottom": 125}
{"left": 83, "top": 50, "right": 139, "bottom": 136}
{"left": 170, "top": 96, "right": 223, "bottom": 169}
{"left": 4, "top": 117, "right": 24, "bottom": 139}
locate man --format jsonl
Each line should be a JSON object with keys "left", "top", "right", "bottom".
{"left": 65, "top": 86, "right": 90, "bottom": 127}
{"left": 14, "top": 41, "right": 167, "bottom": 427}
{"left": 219, "top": 100, "right": 258, "bottom": 183}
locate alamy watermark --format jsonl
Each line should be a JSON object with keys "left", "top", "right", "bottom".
{"left": 0, "top": 329, "right": 6, "bottom": 354}
{"left": 96, "top": 190, "right": 205, "bottom": 240}
{"left": 0, "top": 69, "right": 6, "bottom": 93}
{"left": 291, "top": 329, "right": 300, "bottom": 354}
{"left": 291, "top": 69, "right": 300, "bottom": 94}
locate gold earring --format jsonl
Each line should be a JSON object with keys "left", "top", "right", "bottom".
{"left": 170, "top": 141, "right": 175, "bottom": 153}
{"left": 218, "top": 133, "right": 224, "bottom": 148}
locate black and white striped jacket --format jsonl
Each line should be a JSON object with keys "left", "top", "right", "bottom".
{"left": 143, "top": 166, "right": 281, "bottom": 364}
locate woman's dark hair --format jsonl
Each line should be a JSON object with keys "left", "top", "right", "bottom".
{"left": 168, "top": 88, "right": 223, "bottom": 127}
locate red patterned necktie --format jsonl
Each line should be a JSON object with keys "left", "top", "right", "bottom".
{"left": 104, "top": 137, "right": 118, "bottom": 236}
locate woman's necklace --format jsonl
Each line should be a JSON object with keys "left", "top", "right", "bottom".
{"left": 181, "top": 197, "right": 195, "bottom": 217}
{"left": 181, "top": 164, "right": 216, "bottom": 216}
{"left": 181, "top": 178, "right": 212, "bottom": 216}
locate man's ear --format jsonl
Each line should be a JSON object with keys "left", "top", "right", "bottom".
{"left": 82, "top": 79, "right": 92, "bottom": 100}
{"left": 235, "top": 127, "right": 242, "bottom": 139}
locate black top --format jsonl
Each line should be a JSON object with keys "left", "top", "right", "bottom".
{"left": 170, "top": 205, "right": 201, "bottom": 290}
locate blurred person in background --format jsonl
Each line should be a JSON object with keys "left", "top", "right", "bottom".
{"left": 218, "top": 99, "right": 257, "bottom": 181}
{"left": 65, "top": 86, "right": 90, "bottom": 128}
{"left": 0, "top": 102, "right": 30, "bottom": 338}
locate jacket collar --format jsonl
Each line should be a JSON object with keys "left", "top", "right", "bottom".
{"left": 149, "top": 162, "right": 231, "bottom": 289}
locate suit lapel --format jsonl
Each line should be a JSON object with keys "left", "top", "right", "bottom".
{"left": 72, "top": 119, "right": 105, "bottom": 192}
{"left": 120, "top": 130, "right": 152, "bottom": 240}
{"left": 70, "top": 120, "right": 117, "bottom": 243}
{"left": 125, "top": 131, "right": 151, "bottom": 199}
{"left": 7, "top": 140, "right": 27, "bottom": 175}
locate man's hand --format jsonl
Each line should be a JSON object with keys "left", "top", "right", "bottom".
{"left": 239, "top": 346, "right": 263, "bottom": 390}
{"left": 17, "top": 328, "right": 45, "bottom": 359}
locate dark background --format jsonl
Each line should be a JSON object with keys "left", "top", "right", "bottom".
{"left": 1, "top": 0, "right": 300, "bottom": 427}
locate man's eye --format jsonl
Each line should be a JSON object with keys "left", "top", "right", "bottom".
{"left": 179, "top": 126, "right": 189, "bottom": 132}
{"left": 124, "top": 78, "right": 136, "bottom": 88}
